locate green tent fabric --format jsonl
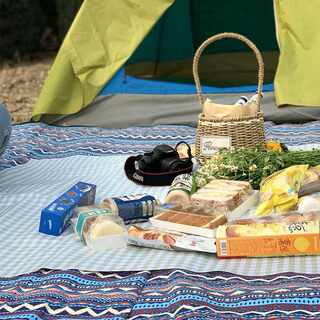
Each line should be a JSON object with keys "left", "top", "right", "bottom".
{"left": 126, "top": 0, "right": 278, "bottom": 87}
{"left": 33, "top": 0, "right": 320, "bottom": 122}
{"left": 274, "top": 0, "right": 320, "bottom": 107}
{"left": 32, "top": 0, "right": 174, "bottom": 121}
{"left": 33, "top": 0, "right": 279, "bottom": 121}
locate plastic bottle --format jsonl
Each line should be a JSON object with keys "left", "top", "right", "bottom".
{"left": 234, "top": 96, "right": 248, "bottom": 106}
{"left": 100, "top": 194, "right": 159, "bottom": 224}
{"left": 165, "top": 174, "right": 194, "bottom": 206}
{"left": 249, "top": 92, "right": 264, "bottom": 104}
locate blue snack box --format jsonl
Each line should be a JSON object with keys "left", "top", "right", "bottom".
{"left": 39, "top": 182, "right": 96, "bottom": 236}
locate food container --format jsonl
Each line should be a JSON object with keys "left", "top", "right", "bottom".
{"left": 216, "top": 211, "right": 320, "bottom": 258}
{"left": 150, "top": 205, "right": 227, "bottom": 238}
{"left": 100, "top": 194, "right": 158, "bottom": 224}
{"left": 72, "top": 206, "right": 127, "bottom": 251}
{"left": 39, "top": 182, "right": 96, "bottom": 236}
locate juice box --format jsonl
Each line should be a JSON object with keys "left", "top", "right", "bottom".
{"left": 39, "top": 182, "right": 96, "bottom": 236}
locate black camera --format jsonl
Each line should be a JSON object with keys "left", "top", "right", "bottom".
{"left": 136, "top": 142, "right": 192, "bottom": 173}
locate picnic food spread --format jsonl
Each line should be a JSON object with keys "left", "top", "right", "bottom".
{"left": 36, "top": 89, "right": 320, "bottom": 258}
{"left": 37, "top": 133, "right": 320, "bottom": 258}
{"left": 36, "top": 140, "right": 320, "bottom": 258}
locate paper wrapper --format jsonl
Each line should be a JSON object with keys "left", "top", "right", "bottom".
{"left": 128, "top": 225, "right": 215, "bottom": 253}
{"left": 202, "top": 98, "right": 259, "bottom": 121}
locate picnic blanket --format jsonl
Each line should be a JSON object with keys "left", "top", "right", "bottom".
{"left": 2, "top": 154, "right": 320, "bottom": 278}
{"left": 1, "top": 121, "right": 320, "bottom": 319}
{"left": 1, "top": 121, "right": 320, "bottom": 171}
{"left": 1, "top": 269, "right": 320, "bottom": 319}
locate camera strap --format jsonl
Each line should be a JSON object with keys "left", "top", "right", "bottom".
{"left": 124, "top": 155, "right": 193, "bottom": 186}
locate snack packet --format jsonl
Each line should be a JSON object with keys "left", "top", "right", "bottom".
{"left": 216, "top": 211, "right": 320, "bottom": 258}
{"left": 128, "top": 225, "right": 215, "bottom": 253}
{"left": 256, "top": 165, "right": 309, "bottom": 216}
{"left": 39, "top": 181, "right": 96, "bottom": 236}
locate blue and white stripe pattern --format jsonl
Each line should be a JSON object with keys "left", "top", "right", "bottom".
{"left": 1, "top": 121, "right": 320, "bottom": 319}
{"left": 1, "top": 121, "right": 320, "bottom": 171}
{"left": 1, "top": 269, "right": 320, "bottom": 319}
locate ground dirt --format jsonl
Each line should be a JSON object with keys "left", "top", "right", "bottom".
{"left": 0, "top": 53, "right": 55, "bottom": 124}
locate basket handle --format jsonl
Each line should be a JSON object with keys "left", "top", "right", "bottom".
{"left": 192, "top": 32, "right": 265, "bottom": 110}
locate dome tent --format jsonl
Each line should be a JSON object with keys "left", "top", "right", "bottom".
{"left": 33, "top": 0, "right": 320, "bottom": 127}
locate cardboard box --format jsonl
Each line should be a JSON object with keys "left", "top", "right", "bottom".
{"left": 39, "top": 182, "right": 96, "bottom": 236}
{"left": 150, "top": 209, "right": 226, "bottom": 238}
{"left": 216, "top": 212, "right": 320, "bottom": 257}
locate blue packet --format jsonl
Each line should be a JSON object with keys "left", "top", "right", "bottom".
{"left": 39, "top": 182, "right": 96, "bottom": 236}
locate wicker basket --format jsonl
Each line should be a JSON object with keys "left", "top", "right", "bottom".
{"left": 193, "top": 32, "right": 265, "bottom": 163}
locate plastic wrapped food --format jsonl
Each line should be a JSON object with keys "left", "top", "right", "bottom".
{"left": 72, "top": 206, "right": 127, "bottom": 251}
{"left": 128, "top": 225, "right": 216, "bottom": 253}
{"left": 165, "top": 174, "right": 194, "bottom": 206}
{"left": 256, "top": 165, "right": 309, "bottom": 216}
{"left": 150, "top": 205, "right": 227, "bottom": 238}
{"left": 298, "top": 196, "right": 320, "bottom": 213}
{"left": 299, "top": 166, "right": 320, "bottom": 197}
{"left": 191, "top": 179, "right": 253, "bottom": 213}
{"left": 216, "top": 211, "right": 320, "bottom": 258}
{"left": 303, "top": 167, "right": 320, "bottom": 185}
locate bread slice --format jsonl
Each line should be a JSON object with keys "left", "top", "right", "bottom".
{"left": 191, "top": 192, "right": 240, "bottom": 212}
{"left": 191, "top": 179, "right": 253, "bottom": 212}
{"left": 204, "top": 179, "right": 252, "bottom": 194}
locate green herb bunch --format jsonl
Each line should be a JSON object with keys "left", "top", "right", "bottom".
{"left": 194, "top": 148, "right": 320, "bottom": 190}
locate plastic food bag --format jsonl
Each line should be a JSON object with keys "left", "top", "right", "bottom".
{"left": 256, "top": 165, "right": 309, "bottom": 216}
{"left": 128, "top": 225, "right": 216, "bottom": 253}
{"left": 298, "top": 195, "right": 320, "bottom": 213}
